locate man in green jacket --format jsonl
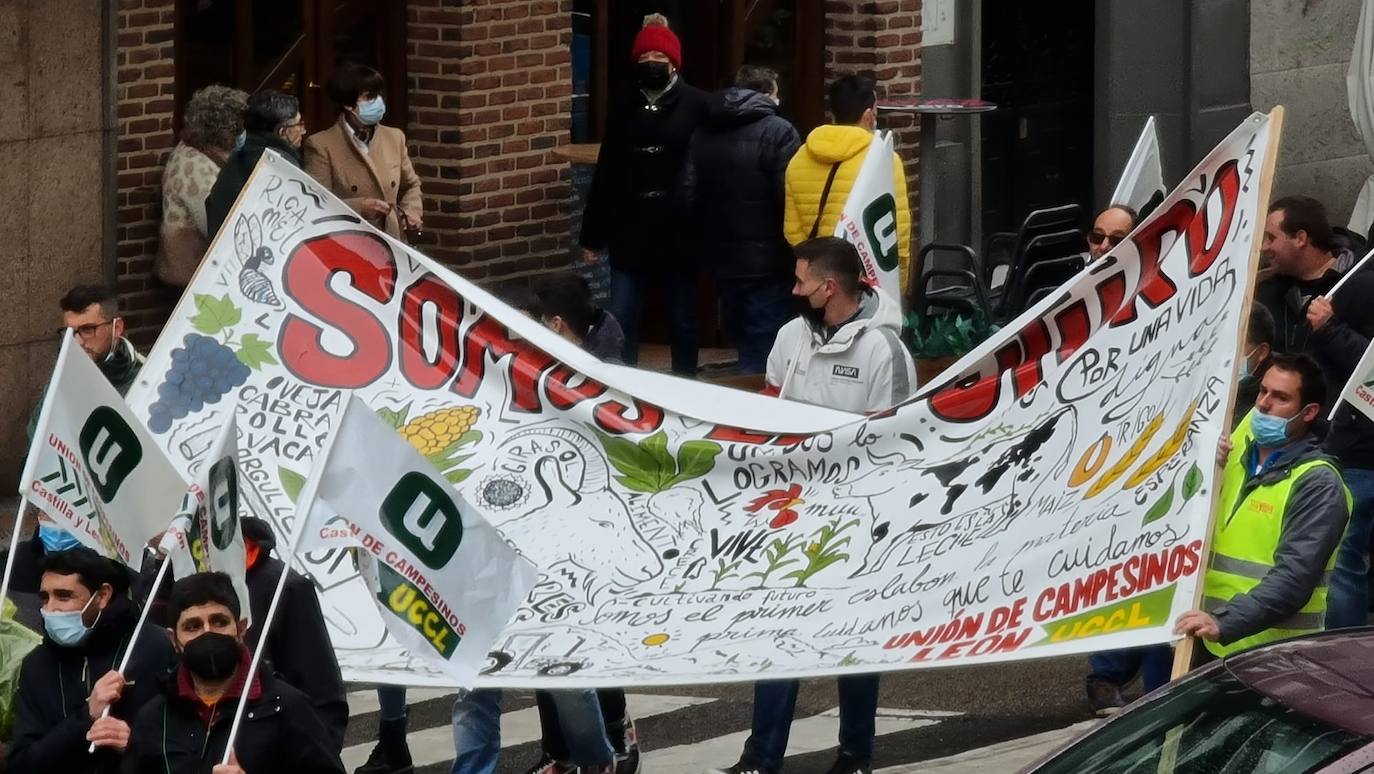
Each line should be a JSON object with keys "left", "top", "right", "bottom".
{"left": 1175, "top": 352, "right": 1350, "bottom": 659}
{"left": 27, "top": 284, "right": 144, "bottom": 444}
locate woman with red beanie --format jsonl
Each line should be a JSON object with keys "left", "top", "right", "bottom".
{"left": 578, "top": 13, "right": 711, "bottom": 377}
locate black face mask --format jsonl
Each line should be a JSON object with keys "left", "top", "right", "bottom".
{"left": 182, "top": 632, "right": 241, "bottom": 681}
{"left": 635, "top": 61, "right": 671, "bottom": 91}
{"left": 795, "top": 293, "right": 827, "bottom": 329}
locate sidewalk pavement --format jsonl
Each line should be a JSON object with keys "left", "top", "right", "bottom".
{"left": 876, "top": 721, "right": 1097, "bottom": 773}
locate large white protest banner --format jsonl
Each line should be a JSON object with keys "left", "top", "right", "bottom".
{"left": 128, "top": 111, "right": 1275, "bottom": 686}
{"left": 300, "top": 395, "right": 536, "bottom": 681}
{"left": 23, "top": 336, "right": 186, "bottom": 567}
{"left": 835, "top": 129, "right": 903, "bottom": 296}
{"left": 1110, "top": 116, "right": 1167, "bottom": 217}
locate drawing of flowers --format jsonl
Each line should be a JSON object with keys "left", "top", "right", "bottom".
{"left": 745, "top": 483, "right": 805, "bottom": 528}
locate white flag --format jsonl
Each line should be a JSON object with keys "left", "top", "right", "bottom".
{"left": 1111, "top": 116, "right": 1166, "bottom": 216}
{"left": 1333, "top": 340, "right": 1374, "bottom": 423}
{"left": 189, "top": 412, "right": 253, "bottom": 622}
{"left": 21, "top": 336, "right": 186, "bottom": 566}
{"left": 158, "top": 496, "right": 199, "bottom": 581}
{"left": 300, "top": 396, "right": 536, "bottom": 681}
{"left": 834, "top": 130, "right": 903, "bottom": 296}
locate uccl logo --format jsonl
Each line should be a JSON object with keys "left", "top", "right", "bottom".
{"left": 862, "top": 193, "right": 899, "bottom": 272}
{"left": 78, "top": 407, "right": 142, "bottom": 503}
{"left": 380, "top": 472, "right": 464, "bottom": 569}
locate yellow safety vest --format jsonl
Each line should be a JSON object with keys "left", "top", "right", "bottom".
{"left": 1204, "top": 412, "right": 1351, "bottom": 657}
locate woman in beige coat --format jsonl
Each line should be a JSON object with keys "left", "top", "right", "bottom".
{"left": 303, "top": 63, "right": 424, "bottom": 242}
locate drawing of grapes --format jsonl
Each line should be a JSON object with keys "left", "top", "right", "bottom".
{"left": 378, "top": 403, "right": 483, "bottom": 483}
{"left": 148, "top": 294, "right": 278, "bottom": 434}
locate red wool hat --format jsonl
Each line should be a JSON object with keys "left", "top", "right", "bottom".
{"left": 631, "top": 22, "right": 682, "bottom": 69}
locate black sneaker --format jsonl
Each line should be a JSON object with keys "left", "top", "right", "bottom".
{"left": 822, "top": 752, "right": 872, "bottom": 774}
{"left": 522, "top": 754, "right": 577, "bottom": 774}
{"left": 608, "top": 715, "right": 641, "bottom": 774}
{"left": 355, "top": 717, "right": 414, "bottom": 774}
{"left": 704, "top": 762, "right": 774, "bottom": 774}
{"left": 1086, "top": 677, "right": 1127, "bottom": 717}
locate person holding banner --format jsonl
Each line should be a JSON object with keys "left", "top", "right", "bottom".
{"left": 10, "top": 548, "right": 173, "bottom": 773}
{"left": 123, "top": 572, "right": 345, "bottom": 774}
{"left": 1084, "top": 205, "right": 1137, "bottom": 263}
{"left": 1175, "top": 353, "right": 1351, "bottom": 659}
{"left": 712, "top": 237, "right": 915, "bottom": 774}
{"left": 782, "top": 73, "right": 911, "bottom": 295}
{"left": 578, "top": 13, "right": 710, "bottom": 374}
{"left": 1257, "top": 197, "right": 1374, "bottom": 629}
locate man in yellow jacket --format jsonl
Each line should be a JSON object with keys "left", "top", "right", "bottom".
{"left": 783, "top": 73, "right": 912, "bottom": 294}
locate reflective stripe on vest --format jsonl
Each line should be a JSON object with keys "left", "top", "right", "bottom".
{"left": 1203, "top": 411, "right": 1350, "bottom": 658}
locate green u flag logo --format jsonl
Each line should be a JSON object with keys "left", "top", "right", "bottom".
{"left": 380, "top": 472, "right": 464, "bottom": 569}
{"left": 863, "top": 193, "right": 899, "bottom": 272}
{"left": 78, "top": 407, "right": 143, "bottom": 503}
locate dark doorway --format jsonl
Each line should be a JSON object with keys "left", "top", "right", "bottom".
{"left": 980, "top": 2, "right": 1095, "bottom": 235}
{"left": 175, "top": 0, "right": 408, "bottom": 135}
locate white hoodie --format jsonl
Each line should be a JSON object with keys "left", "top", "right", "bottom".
{"left": 765, "top": 288, "right": 917, "bottom": 414}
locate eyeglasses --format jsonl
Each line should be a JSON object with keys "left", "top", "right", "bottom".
{"left": 279, "top": 120, "right": 305, "bottom": 131}
{"left": 58, "top": 321, "right": 113, "bottom": 340}
{"left": 1086, "top": 231, "right": 1126, "bottom": 248}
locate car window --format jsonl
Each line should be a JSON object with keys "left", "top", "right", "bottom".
{"left": 1034, "top": 668, "right": 1370, "bottom": 774}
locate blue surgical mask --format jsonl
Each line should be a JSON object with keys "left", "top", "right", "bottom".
{"left": 41, "top": 594, "right": 97, "bottom": 647}
{"left": 356, "top": 96, "right": 386, "bottom": 126}
{"left": 233, "top": 130, "right": 246, "bottom": 152}
{"left": 1251, "top": 406, "right": 1306, "bottom": 447}
{"left": 38, "top": 524, "right": 81, "bottom": 553}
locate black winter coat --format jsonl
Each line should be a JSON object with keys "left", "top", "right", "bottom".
{"left": 9, "top": 596, "right": 175, "bottom": 774}
{"left": 243, "top": 520, "right": 349, "bottom": 751}
{"left": 579, "top": 78, "right": 711, "bottom": 276}
{"left": 206, "top": 132, "right": 303, "bottom": 241}
{"left": 680, "top": 88, "right": 801, "bottom": 280}
{"left": 122, "top": 669, "right": 345, "bottom": 774}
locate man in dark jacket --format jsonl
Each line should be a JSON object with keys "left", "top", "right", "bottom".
{"left": 1256, "top": 196, "right": 1374, "bottom": 629}
{"left": 533, "top": 273, "right": 626, "bottom": 364}
{"left": 10, "top": 548, "right": 173, "bottom": 773}
{"left": 680, "top": 65, "right": 801, "bottom": 374}
{"left": 123, "top": 572, "right": 344, "bottom": 774}
{"left": 579, "top": 14, "right": 710, "bottom": 375}
{"left": 240, "top": 517, "right": 348, "bottom": 751}
{"left": 206, "top": 89, "right": 308, "bottom": 240}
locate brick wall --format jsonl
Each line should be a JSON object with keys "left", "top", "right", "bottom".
{"left": 824, "top": 0, "right": 924, "bottom": 237}
{"left": 418, "top": 0, "right": 575, "bottom": 282}
{"left": 114, "top": 0, "right": 178, "bottom": 347}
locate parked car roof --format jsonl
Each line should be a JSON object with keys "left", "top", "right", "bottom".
{"left": 1225, "top": 626, "right": 1374, "bottom": 736}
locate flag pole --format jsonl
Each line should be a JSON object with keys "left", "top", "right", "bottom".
{"left": 219, "top": 404, "right": 342, "bottom": 764}
{"left": 1326, "top": 245, "right": 1374, "bottom": 299}
{"left": 88, "top": 555, "right": 171, "bottom": 753}
{"left": 0, "top": 496, "right": 30, "bottom": 611}
{"left": 1171, "top": 106, "right": 1285, "bottom": 678}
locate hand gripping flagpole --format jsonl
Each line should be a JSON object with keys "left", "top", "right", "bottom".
{"left": 88, "top": 555, "right": 171, "bottom": 753}
{"left": 220, "top": 409, "right": 343, "bottom": 765}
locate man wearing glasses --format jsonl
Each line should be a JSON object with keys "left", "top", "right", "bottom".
{"left": 1084, "top": 204, "right": 1137, "bottom": 262}
{"left": 206, "top": 89, "right": 308, "bottom": 240}
{"left": 26, "top": 284, "right": 144, "bottom": 444}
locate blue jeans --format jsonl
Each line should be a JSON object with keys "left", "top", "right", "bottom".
{"left": 607, "top": 268, "right": 698, "bottom": 375}
{"left": 534, "top": 690, "right": 615, "bottom": 766}
{"left": 378, "top": 685, "right": 407, "bottom": 721}
{"left": 452, "top": 689, "right": 502, "bottom": 774}
{"left": 451, "top": 689, "right": 613, "bottom": 773}
{"left": 1087, "top": 646, "right": 1173, "bottom": 693}
{"left": 1327, "top": 467, "right": 1374, "bottom": 628}
{"left": 743, "top": 676, "right": 879, "bottom": 771}
{"left": 719, "top": 278, "right": 794, "bottom": 375}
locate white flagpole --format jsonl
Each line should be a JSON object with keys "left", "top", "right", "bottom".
{"left": 219, "top": 403, "right": 343, "bottom": 764}
{"left": 0, "top": 497, "right": 30, "bottom": 612}
{"left": 88, "top": 555, "right": 171, "bottom": 753}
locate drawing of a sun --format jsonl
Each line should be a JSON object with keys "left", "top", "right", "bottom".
{"left": 642, "top": 633, "right": 670, "bottom": 647}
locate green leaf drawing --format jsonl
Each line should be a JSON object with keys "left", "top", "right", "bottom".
{"left": 1181, "top": 463, "right": 1203, "bottom": 501}
{"left": 430, "top": 430, "right": 482, "bottom": 466}
{"left": 641, "top": 432, "right": 678, "bottom": 488}
{"left": 445, "top": 468, "right": 474, "bottom": 484}
{"left": 190, "top": 293, "right": 242, "bottom": 336}
{"left": 785, "top": 518, "right": 859, "bottom": 587}
{"left": 744, "top": 534, "right": 804, "bottom": 586}
{"left": 278, "top": 467, "right": 306, "bottom": 504}
{"left": 1143, "top": 481, "right": 1176, "bottom": 525}
{"left": 376, "top": 403, "right": 411, "bottom": 430}
{"left": 235, "top": 333, "right": 278, "bottom": 370}
{"left": 596, "top": 430, "right": 663, "bottom": 491}
{"left": 672, "top": 439, "right": 722, "bottom": 484}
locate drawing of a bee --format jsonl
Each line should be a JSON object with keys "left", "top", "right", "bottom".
{"left": 233, "top": 213, "right": 282, "bottom": 306}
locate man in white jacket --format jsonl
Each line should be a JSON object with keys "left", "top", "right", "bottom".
{"left": 714, "top": 237, "right": 916, "bottom": 774}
